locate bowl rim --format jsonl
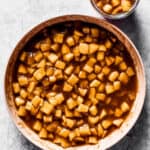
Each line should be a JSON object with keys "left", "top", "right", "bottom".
{"left": 90, "top": 0, "right": 140, "bottom": 20}
{"left": 4, "top": 14, "right": 146, "bottom": 150}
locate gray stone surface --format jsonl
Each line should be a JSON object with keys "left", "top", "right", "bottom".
{"left": 0, "top": 0, "right": 150, "bottom": 149}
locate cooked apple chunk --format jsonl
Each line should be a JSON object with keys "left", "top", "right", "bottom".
{"left": 47, "top": 53, "right": 58, "bottom": 63}
{"left": 13, "top": 83, "right": 20, "bottom": 94}
{"left": 63, "top": 82, "right": 73, "bottom": 92}
{"left": 79, "top": 43, "right": 89, "bottom": 54}
{"left": 40, "top": 101, "right": 54, "bottom": 115}
{"left": 76, "top": 104, "right": 89, "bottom": 113}
{"left": 67, "top": 74, "right": 79, "bottom": 85}
{"left": 33, "top": 68, "right": 45, "bottom": 80}
{"left": 54, "top": 33, "right": 64, "bottom": 43}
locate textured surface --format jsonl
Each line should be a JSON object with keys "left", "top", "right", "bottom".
{"left": 0, "top": 0, "right": 150, "bottom": 150}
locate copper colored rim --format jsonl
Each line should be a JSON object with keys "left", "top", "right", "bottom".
{"left": 4, "top": 15, "right": 146, "bottom": 150}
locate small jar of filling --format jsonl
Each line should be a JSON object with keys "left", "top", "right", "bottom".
{"left": 91, "top": 0, "right": 140, "bottom": 19}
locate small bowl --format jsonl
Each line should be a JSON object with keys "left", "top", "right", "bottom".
{"left": 91, "top": 0, "right": 140, "bottom": 20}
{"left": 5, "top": 15, "right": 146, "bottom": 150}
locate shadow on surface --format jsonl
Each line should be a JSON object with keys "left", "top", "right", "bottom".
{"left": 19, "top": 133, "right": 41, "bottom": 150}
{"left": 109, "top": 12, "right": 149, "bottom": 150}
{"left": 109, "top": 13, "right": 145, "bottom": 57}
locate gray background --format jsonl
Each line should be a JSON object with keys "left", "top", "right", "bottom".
{"left": 0, "top": 0, "right": 150, "bottom": 150}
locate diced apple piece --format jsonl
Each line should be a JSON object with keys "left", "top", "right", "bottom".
{"left": 103, "top": 4, "right": 113, "bottom": 14}
{"left": 113, "top": 81, "right": 121, "bottom": 91}
{"left": 19, "top": 52, "right": 27, "bottom": 62}
{"left": 114, "top": 108, "right": 123, "bottom": 117}
{"left": 96, "top": 93, "right": 106, "bottom": 101}
{"left": 78, "top": 88, "right": 88, "bottom": 96}
{"left": 18, "top": 76, "right": 28, "bottom": 86}
{"left": 77, "top": 96, "right": 84, "bottom": 105}
{"left": 54, "top": 33, "right": 64, "bottom": 43}
{"left": 78, "top": 70, "right": 86, "bottom": 79}
{"left": 76, "top": 104, "right": 89, "bottom": 113}
{"left": 69, "top": 131, "right": 76, "bottom": 141}
{"left": 82, "top": 27, "right": 90, "bottom": 34}
{"left": 119, "top": 72, "right": 129, "bottom": 84}
{"left": 55, "top": 93, "right": 65, "bottom": 105}
{"left": 40, "top": 101, "right": 54, "bottom": 115}
{"left": 126, "top": 67, "right": 135, "bottom": 77}
{"left": 61, "top": 44, "right": 70, "bottom": 54}
{"left": 115, "top": 56, "right": 123, "bottom": 65}
{"left": 63, "top": 53, "right": 74, "bottom": 62}
{"left": 97, "top": 73, "right": 105, "bottom": 81}
{"left": 46, "top": 122, "right": 58, "bottom": 132}
{"left": 79, "top": 43, "right": 89, "bottom": 54}
{"left": 89, "top": 88, "right": 96, "bottom": 99}
{"left": 64, "top": 65, "right": 74, "bottom": 75}
{"left": 119, "top": 62, "right": 127, "bottom": 71}
{"left": 47, "top": 53, "right": 58, "bottom": 63}
{"left": 51, "top": 43, "right": 59, "bottom": 52}
{"left": 111, "top": 0, "right": 120, "bottom": 7}
{"left": 37, "top": 59, "right": 46, "bottom": 68}
{"left": 113, "top": 118, "right": 124, "bottom": 127}
{"left": 108, "top": 71, "right": 119, "bottom": 82}
{"left": 33, "top": 120, "right": 42, "bottom": 132}
{"left": 97, "top": 123, "right": 104, "bottom": 137}
{"left": 66, "top": 37, "right": 75, "bottom": 47}
{"left": 121, "top": 0, "right": 132, "bottom": 12}
{"left": 102, "top": 119, "right": 112, "bottom": 129}
{"left": 99, "top": 109, "right": 107, "bottom": 120}
{"left": 105, "top": 39, "right": 112, "bottom": 49}
{"left": 32, "top": 95, "right": 43, "bottom": 108}
{"left": 99, "top": 44, "right": 107, "bottom": 51}
{"left": 88, "top": 73, "right": 96, "bottom": 81}
{"left": 13, "top": 83, "right": 20, "bottom": 94}
{"left": 67, "top": 74, "right": 79, "bottom": 85}
{"left": 83, "top": 64, "right": 93, "bottom": 73}
{"left": 91, "top": 28, "right": 99, "bottom": 37}
{"left": 34, "top": 68, "right": 45, "bottom": 81}
{"left": 98, "top": 84, "right": 105, "bottom": 93}
{"left": 63, "top": 82, "right": 73, "bottom": 92}
{"left": 121, "top": 101, "right": 130, "bottom": 113}
{"left": 79, "top": 124, "right": 91, "bottom": 136}
{"left": 39, "top": 128, "right": 48, "bottom": 139}
{"left": 105, "top": 83, "right": 115, "bottom": 94}
{"left": 34, "top": 51, "right": 43, "bottom": 62}
{"left": 54, "top": 136, "right": 70, "bottom": 148}
{"left": 102, "top": 66, "right": 111, "bottom": 75}
{"left": 63, "top": 117, "right": 76, "bottom": 129}
{"left": 15, "top": 97, "right": 25, "bottom": 106}
{"left": 89, "top": 43, "right": 99, "bottom": 54}
{"left": 94, "top": 65, "right": 101, "bottom": 73}
{"left": 55, "top": 109, "right": 62, "bottom": 118}
{"left": 40, "top": 43, "right": 51, "bottom": 51}
{"left": 20, "top": 89, "right": 28, "bottom": 99}
{"left": 88, "top": 116, "right": 99, "bottom": 125}
{"left": 97, "top": 52, "right": 105, "bottom": 61}
{"left": 18, "top": 64, "right": 27, "bottom": 74}
{"left": 27, "top": 81, "right": 36, "bottom": 93}
{"left": 55, "top": 60, "right": 66, "bottom": 70}
{"left": 90, "top": 79, "right": 101, "bottom": 87}
{"left": 43, "top": 115, "right": 53, "bottom": 123}
{"left": 59, "top": 128, "right": 70, "bottom": 138}
{"left": 88, "top": 136, "right": 98, "bottom": 144}
{"left": 67, "top": 98, "right": 78, "bottom": 110}
{"left": 87, "top": 58, "right": 97, "bottom": 67}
